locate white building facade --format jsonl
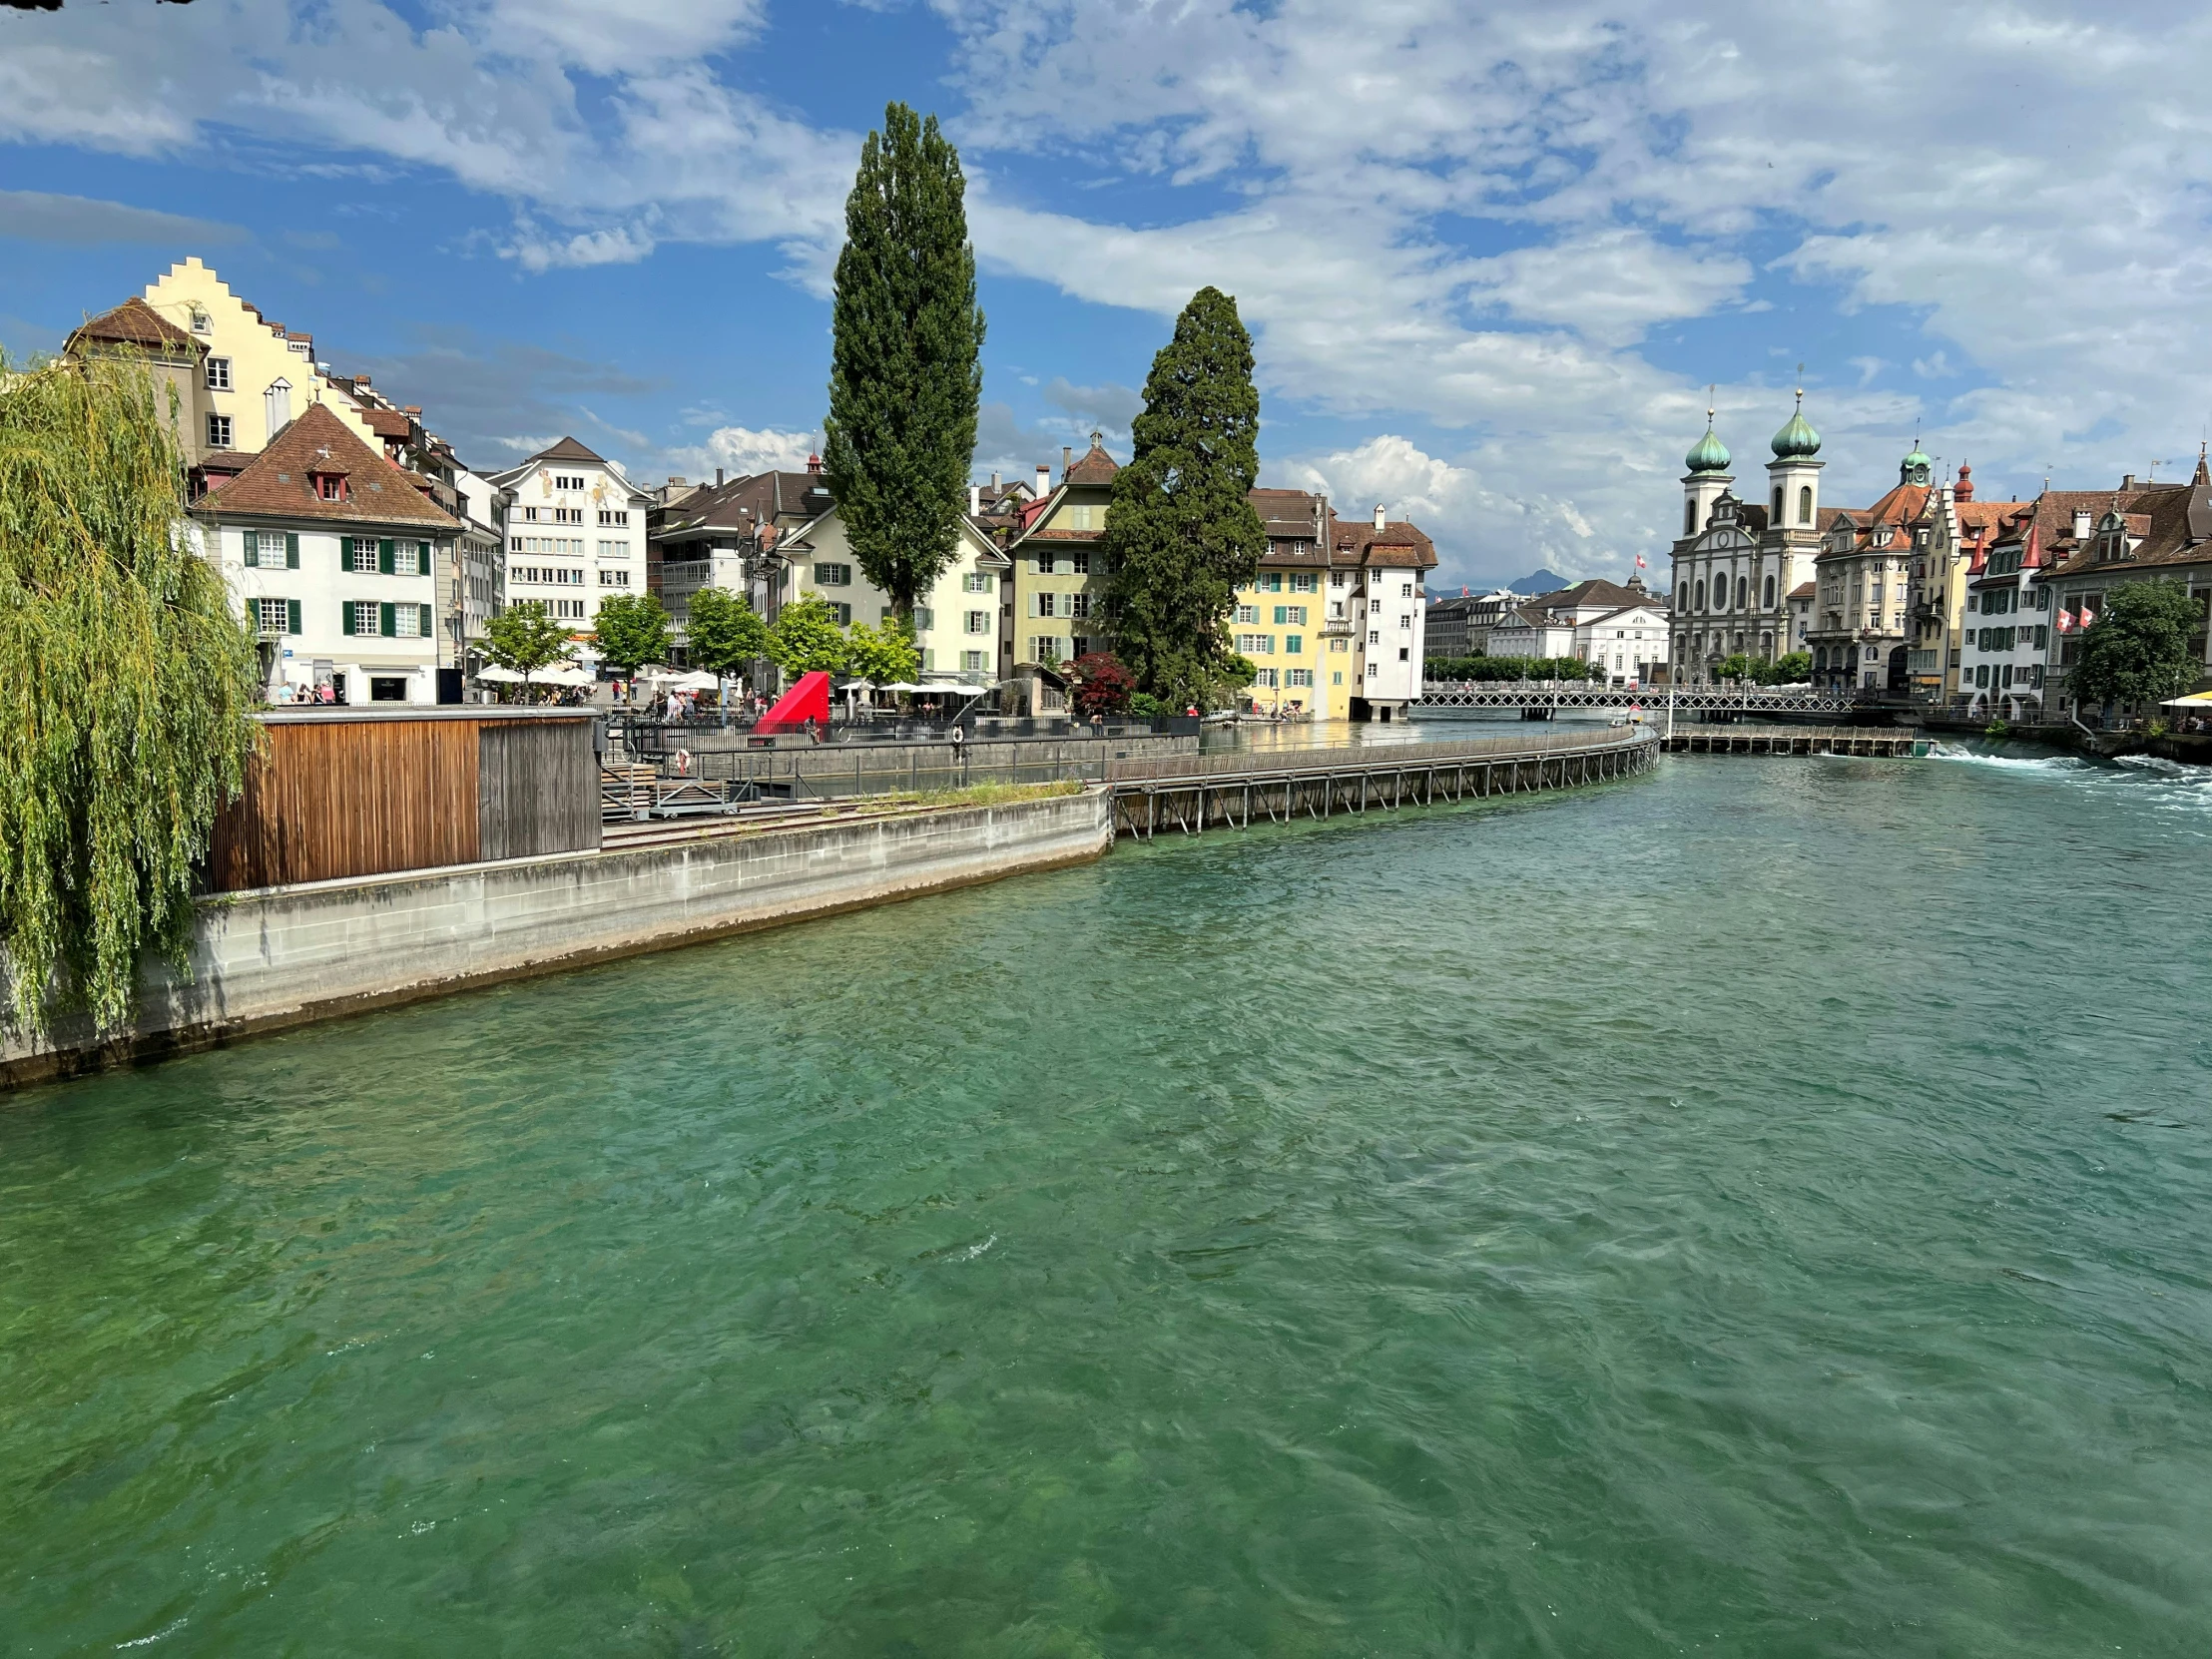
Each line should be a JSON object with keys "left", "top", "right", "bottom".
{"left": 489, "top": 438, "right": 652, "bottom": 659}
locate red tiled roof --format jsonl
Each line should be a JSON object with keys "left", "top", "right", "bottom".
{"left": 196, "top": 402, "right": 459, "bottom": 530}
{"left": 68, "top": 295, "right": 200, "bottom": 355}
{"left": 1064, "top": 436, "right": 1119, "bottom": 485}
{"left": 363, "top": 407, "right": 413, "bottom": 440}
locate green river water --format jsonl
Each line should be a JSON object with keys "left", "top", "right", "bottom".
{"left": 4, "top": 745, "right": 2210, "bottom": 1656}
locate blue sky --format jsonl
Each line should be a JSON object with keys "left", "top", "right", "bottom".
{"left": 5, "top": 0, "right": 2210, "bottom": 587}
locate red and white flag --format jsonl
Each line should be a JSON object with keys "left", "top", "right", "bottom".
{"left": 1635, "top": 554, "right": 1647, "bottom": 569}
{"left": 2080, "top": 605, "right": 2097, "bottom": 628}
{"left": 2055, "top": 609, "right": 2073, "bottom": 634}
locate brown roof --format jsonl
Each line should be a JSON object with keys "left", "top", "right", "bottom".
{"left": 68, "top": 296, "right": 200, "bottom": 355}
{"left": 1333, "top": 519, "right": 1437, "bottom": 570}
{"left": 197, "top": 401, "right": 459, "bottom": 530}
{"left": 363, "top": 407, "right": 414, "bottom": 440}
{"left": 2043, "top": 480, "right": 2212, "bottom": 580}
{"left": 1533, "top": 577, "right": 1652, "bottom": 611}
{"left": 1063, "top": 435, "right": 1119, "bottom": 485}
{"left": 1788, "top": 582, "right": 1816, "bottom": 599}
{"left": 520, "top": 435, "right": 606, "bottom": 467}
{"left": 650, "top": 469, "right": 834, "bottom": 540}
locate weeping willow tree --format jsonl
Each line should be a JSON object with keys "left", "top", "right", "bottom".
{"left": 0, "top": 351, "right": 262, "bottom": 1035}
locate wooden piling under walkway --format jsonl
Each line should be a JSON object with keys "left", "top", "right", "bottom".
{"left": 1104, "top": 728, "right": 1657, "bottom": 839}
{"left": 1657, "top": 725, "right": 1929, "bottom": 758}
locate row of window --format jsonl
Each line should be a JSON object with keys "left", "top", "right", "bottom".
{"left": 1032, "top": 553, "right": 1100, "bottom": 576}
{"left": 1683, "top": 574, "right": 1779, "bottom": 613}
{"left": 1242, "top": 572, "right": 1321, "bottom": 594}
{"left": 246, "top": 597, "right": 433, "bottom": 639}
{"left": 1972, "top": 625, "right": 2050, "bottom": 652}
{"left": 1974, "top": 662, "right": 2045, "bottom": 689}
{"left": 1032, "top": 592, "right": 1093, "bottom": 619}
{"left": 512, "top": 565, "right": 585, "bottom": 586}
{"left": 1235, "top": 634, "right": 1307, "bottom": 656}
{"left": 1251, "top": 669, "right": 1318, "bottom": 688}
{"left": 514, "top": 506, "right": 629, "bottom": 526}
{"left": 244, "top": 533, "right": 438, "bottom": 575}
{"left": 1237, "top": 604, "right": 1310, "bottom": 625}
{"left": 513, "top": 537, "right": 584, "bottom": 557}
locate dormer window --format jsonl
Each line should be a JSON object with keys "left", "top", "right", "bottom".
{"left": 312, "top": 470, "right": 348, "bottom": 502}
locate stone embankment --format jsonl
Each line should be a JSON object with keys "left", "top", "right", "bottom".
{"left": 6, "top": 729, "right": 1654, "bottom": 1089}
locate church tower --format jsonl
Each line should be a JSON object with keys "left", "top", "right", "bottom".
{"left": 1765, "top": 387, "right": 1823, "bottom": 532}
{"left": 1680, "top": 401, "right": 1732, "bottom": 538}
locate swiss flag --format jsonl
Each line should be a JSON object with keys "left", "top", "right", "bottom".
{"left": 2080, "top": 605, "right": 2098, "bottom": 628}
{"left": 2055, "top": 610, "right": 2073, "bottom": 634}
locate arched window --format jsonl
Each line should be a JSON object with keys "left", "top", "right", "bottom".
{"left": 1761, "top": 631, "right": 1773, "bottom": 657}
{"left": 1736, "top": 575, "right": 1749, "bottom": 610}
{"left": 1763, "top": 574, "right": 1776, "bottom": 609}
{"left": 1695, "top": 579, "right": 1706, "bottom": 611}
{"left": 1772, "top": 486, "right": 1785, "bottom": 521}
{"left": 1684, "top": 498, "right": 1697, "bottom": 536}
{"left": 1799, "top": 485, "right": 1813, "bottom": 524}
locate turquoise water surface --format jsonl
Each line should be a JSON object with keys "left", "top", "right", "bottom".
{"left": 4, "top": 749, "right": 2210, "bottom": 1655}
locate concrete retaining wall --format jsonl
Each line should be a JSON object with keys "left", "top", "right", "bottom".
{"left": 5, "top": 788, "right": 1113, "bottom": 1090}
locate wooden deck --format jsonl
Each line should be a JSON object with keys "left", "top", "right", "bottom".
{"left": 1658, "top": 725, "right": 1929, "bottom": 757}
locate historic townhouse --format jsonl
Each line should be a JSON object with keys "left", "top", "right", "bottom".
{"left": 1903, "top": 463, "right": 2028, "bottom": 705}
{"left": 62, "top": 297, "right": 211, "bottom": 463}
{"left": 2038, "top": 459, "right": 2212, "bottom": 714}
{"left": 1330, "top": 508, "right": 1435, "bottom": 720}
{"left": 1486, "top": 577, "right": 1667, "bottom": 684}
{"left": 136, "top": 258, "right": 380, "bottom": 471}
{"left": 1956, "top": 508, "right": 2056, "bottom": 720}
{"left": 191, "top": 402, "right": 460, "bottom": 704}
{"left": 487, "top": 438, "right": 652, "bottom": 655}
{"left": 1007, "top": 434, "right": 1120, "bottom": 672}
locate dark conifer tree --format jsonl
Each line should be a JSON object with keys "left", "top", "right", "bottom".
{"left": 1103, "top": 286, "right": 1267, "bottom": 706}
{"left": 822, "top": 103, "right": 983, "bottom": 619}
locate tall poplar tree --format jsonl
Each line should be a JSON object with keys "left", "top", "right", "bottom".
{"left": 823, "top": 102, "right": 983, "bottom": 619}
{"left": 1103, "top": 286, "right": 1267, "bottom": 707}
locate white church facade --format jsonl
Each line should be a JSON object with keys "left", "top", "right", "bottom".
{"left": 1667, "top": 396, "right": 1830, "bottom": 684}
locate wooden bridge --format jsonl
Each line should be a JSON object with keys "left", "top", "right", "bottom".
{"left": 1658, "top": 725, "right": 1930, "bottom": 758}
{"left": 1103, "top": 728, "right": 1656, "bottom": 838}
{"left": 1418, "top": 681, "right": 1859, "bottom": 716}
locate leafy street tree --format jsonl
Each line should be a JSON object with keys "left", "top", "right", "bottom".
{"left": 1103, "top": 286, "right": 1268, "bottom": 709}
{"left": 481, "top": 601, "right": 575, "bottom": 700}
{"left": 1767, "top": 651, "right": 1812, "bottom": 685}
{"left": 2071, "top": 580, "right": 2204, "bottom": 712}
{"left": 1714, "top": 653, "right": 1759, "bottom": 684}
{"left": 844, "top": 617, "right": 920, "bottom": 687}
{"left": 592, "top": 592, "right": 672, "bottom": 691}
{"left": 822, "top": 102, "right": 983, "bottom": 620}
{"left": 767, "top": 596, "right": 850, "bottom": 679}
{"left": 686, "top": 587, "right": 771, "bottom": 692}
{"left": 1, "top": 354, "right": 262, "bottom": 1034}
{"left": 1067, "top": 651, "right": 1135, "bottom": 717}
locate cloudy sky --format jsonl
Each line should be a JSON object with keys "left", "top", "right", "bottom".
{"left": 4, "top": 0, "right": 2209, "bottom": 587}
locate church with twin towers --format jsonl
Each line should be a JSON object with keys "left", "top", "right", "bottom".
{"left": 1667, "top": 390, "right": 1827, "bottom": 684}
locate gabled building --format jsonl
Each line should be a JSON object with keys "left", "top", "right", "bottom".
{"left": 1007, "top": 432, "right": 1120, "bottom": 673}
{"left": 1425, "top": 588, "right": 1526, "bottom": 660}
{"left": 136, "top": 258, "right": 380, "bottom": 475}
{"left": 1331, "top": 507, "right": 1436, "bottom": 720}
{"left": 1233, "top": 487, "right": 1338, "bottom": 716}
{"left": 63, "top": 296, "right": 210, "bottom": 464}
{"left": 191, "top": 401, "right": 460, "bottom": 704}
{"left": 2038, "top": 459, "right": 2212, "bottom": 714}
{"left": 487, "top": 437, "right": 652, "bottom": 654}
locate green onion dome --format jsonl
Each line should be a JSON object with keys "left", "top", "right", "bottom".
{"left": 1685, "top": 422, "right": 1731, "bottom": 475}
{"left": 1771, "top": 402, "right": 1821, "bottom": 459}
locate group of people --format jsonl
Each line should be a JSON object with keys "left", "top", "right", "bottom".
{"left": 269, "top": 680, "right": 339, "bottom": 706}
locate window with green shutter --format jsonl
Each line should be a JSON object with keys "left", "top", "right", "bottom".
{"left": 286, "top": 599, "right": 301, "bottom": 635}
{"left": 341, "top": 601, "right": 356, "bottom": 637}
{"left": 416, "top": 541, "right": 432, "bottom": 575}
{"left": 377, "top": 539, "right": 395, "bottom": 575}
{"left": 418, "top": 603, "right": 433, "bottom": 637}
{"left": 379, "top": 602, "right": 397, "bottom": 637}
{"left": 1273, "top": 605, "right": 1288, "bottom": 625}
{"left": 285, "top": 531, "right": 299, "bottom": 569}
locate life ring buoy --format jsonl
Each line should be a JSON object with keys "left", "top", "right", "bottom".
{"left": 674, "top": 748, "right": 692, "bottom": 777}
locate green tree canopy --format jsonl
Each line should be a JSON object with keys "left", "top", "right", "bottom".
{"left": 592, "top": 592, "right": 672, "bottom": 678}
{"left": 2072, "top": 580, "right": 2204, "bottom": 710}
{"left": 1103, "top": 286, "right": 1268, "bottom": 709}
{"left": 822, "top": 102, "right": 983, "bottom": 618}
{"left": 1767, "top": 651, "right": 1812, "bottom": 685}
{"left": 686, "top": 586, "right": 770, "bottom": 679}
{"left": 767, "top": 596, "right": 850, "bottom": 678}
{"left": 481, "top": 602, "right": 575, "bottom": 696}
{"left": 844, "top": 617, "right": 920, "bottom": 686}
{"left": 1, "top": 354, "right": 262, "bottom": 1033}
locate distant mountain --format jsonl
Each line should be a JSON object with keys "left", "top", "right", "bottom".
{"left": 1505, "top": 568, "right": 1571, "bottom": 596}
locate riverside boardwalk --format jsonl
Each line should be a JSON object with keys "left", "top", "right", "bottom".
{"left": 1103, "top": 727, "right": 1656, "bottom": 836}
{"left": 1658, "top": 725, "right": 1929, "bottom": 758}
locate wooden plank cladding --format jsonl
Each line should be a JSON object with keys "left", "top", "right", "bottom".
{"left": 206, "top": 709, "right": 599, "bottom": 892}
{"left": 478, "top": 719, "right": 601, "bottom": 860}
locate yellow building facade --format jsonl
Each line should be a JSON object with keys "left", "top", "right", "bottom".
{"left": 140, "top": 258, "right": 378, "bottom": 460}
